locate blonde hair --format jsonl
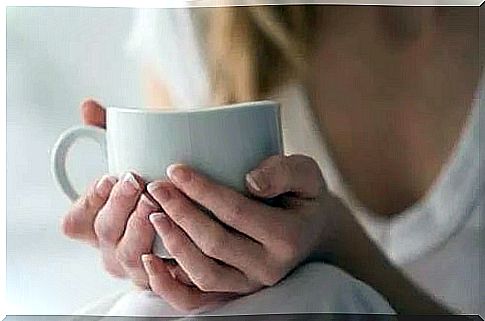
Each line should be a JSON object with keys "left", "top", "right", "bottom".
{"left": 195, "top": 6, "right": 318, "bottom": 104}
{"left": 193, "top": 6, "right": 479, "bottom": 105}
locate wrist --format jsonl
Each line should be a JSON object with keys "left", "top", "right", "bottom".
{"left": 316, "top": 193, "right": 378, "bottom": 273}
{"left": 310, "top": 193, "right": 356, "bottom": 265}
{"left": 310, "top": 195, "right": 451, "bottom": 315}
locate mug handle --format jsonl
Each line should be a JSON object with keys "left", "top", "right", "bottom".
{"left": 51, "top": 125, "right": 107, "bottom": 202}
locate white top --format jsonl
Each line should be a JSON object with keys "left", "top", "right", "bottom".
{"left": 126, "top": 8, "right": 484, "bottom": 315}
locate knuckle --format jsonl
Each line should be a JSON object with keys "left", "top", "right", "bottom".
{"left": 231, "top": 202, "right": 244, "bottom": 217}
{"left": 86, "top": 189, "right": 103, "bottom": 207}
{"left": 94, "top": 216, "right": 117, "bottom": 244}
{"left": 273, "top": 154, "right": 289, "bottom": 170}
{"left": 291, "top": 155, "right": 324, "bottom": 188}
{"left": 303, "top": 155, "right": 319, "bottom": 170}
{"left": 280, "top": 157, "right": 295, "bottom": 178}
{"left": 76, "top": 196, "right": 91, "bottom": 213}
{"left": 288, "top": 154, "right": 315, "bottom": 174}
{"left": 302, "top": 156, "right": 323, "bottom": 179}
{"left": 109, "top": 185, "right": 138, "bottom": 208}
{"left": 166, "top": 201, "right": 187, "bottom": 223}
{"left": 128, "top": 213, "right": 148, "bottom": 231}
{"left": 203, "top": 231, "right": 227, "bottom": 258}
{"left": 137, "top": 195, "right": 159, "bottom": 214}
{"left": 259, "top": 155, "right": 286, "bottom": 177}
{"left": 108, "top": 189, "right": 128, "bottom": 206}
{"left": 224, "top": 202, "right": 245, "bottom": 226}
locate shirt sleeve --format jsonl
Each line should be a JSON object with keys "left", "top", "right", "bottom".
{"left": 125, "top": 8, "right": 212, "bottom": 108}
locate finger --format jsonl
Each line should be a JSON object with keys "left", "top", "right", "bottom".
{"left": 246, "top": 154, "right": 326, "bottom": 199}
{"left": 164, "top": 164, "right": 283, "bottom": 243}
{"left": 148, "top": 181, "right": 264, "bottom": 276}
{"left": 142, "top": 254, "right": 238, "bottom": 313}
{"left": 61, "top": 175, "right": 117, "bottom": 246}
{"left": 94, "top": 172, "right": 144, "bottom": 247}
{"left": 81, "top": 99, "right": 106, "bottom": 128}
{"left": 100, "top": 250, "right": 127, "bottom": 279}
{"left": 165, "top": 262, "right": 194, "bottom": 286}
{"left": 116, "top": 194, "right": 160, "bottom": 288}
{"left": 149, "top": 212, "right": 257, "bottom": 294}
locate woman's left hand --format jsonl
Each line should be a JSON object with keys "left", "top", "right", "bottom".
{"left": 142, "top": 154, "right": 344, "bottom": 312}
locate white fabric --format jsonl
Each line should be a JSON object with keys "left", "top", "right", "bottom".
{"left": 77, "top": 8, "right": 483, "bottom": 317}
{"left": 274, "top": 84, "right": 484, "bottom": 315}
{"left": 72, "top": 263, "right": 394, "bottom": 319}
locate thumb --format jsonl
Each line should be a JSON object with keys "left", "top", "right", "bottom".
{"left": 245, "top": 154, "right": 326, "bottom": 199}
{"left": 81, "top": 99, "right": 106, "bottom": 128}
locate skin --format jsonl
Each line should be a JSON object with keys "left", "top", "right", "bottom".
{"left": 62, "top": 7, "right": 479, "bottom": 315}
{"left": 64, "top": 100, "right": 451, "bottom": 314}
{"left": 66, "top": 100, "right": 192, "bottom": 288}
{"left": 307, "top": 7, "right": 478, "bottom": 216}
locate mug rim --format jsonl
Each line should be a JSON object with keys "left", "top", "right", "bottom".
{"left": 107, "top": 100, "right": 279, "bottom": 114}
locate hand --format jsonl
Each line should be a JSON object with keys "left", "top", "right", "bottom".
{"left": 142, "top": 155, "right": 346, "bottom": 311}
{"left": 61, "top": 99, "right": 192, "bottom": 288}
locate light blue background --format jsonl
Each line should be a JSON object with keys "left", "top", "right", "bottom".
{"left": 7, "top": 7, "right": 144, "bottom": 314}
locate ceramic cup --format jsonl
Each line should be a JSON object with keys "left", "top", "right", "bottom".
{"left": 51, "top": 100, "right": 283, "bottom": 257}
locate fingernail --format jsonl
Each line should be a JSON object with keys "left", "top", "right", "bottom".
{"left": 139, "top": 194, "right": 158, "bottom": 211}
{"left": 121, "top": 172, "right": 140, "bottom": 196}
{"left": 149, "top": 212, "right": 171, "bottom": 234}
{"left": 147, "top": 182, "right": 170, "bottom": 202}
{"left": 141, "top": 254, "right": 153, "bottom": 270}
{"left": 96, "top": 175, "right": 117, "bottom": 197}
{"left": 245, "top": 173, "right": 261, "bottom": 192}
{"left": 147, "top": 181, "right": 160, "bottom": 194}
{"left": 246, "top": 171, "right": 267, "bottom": 192}
{"left": 166, "top": 164, "right": 191, "bottom": 184}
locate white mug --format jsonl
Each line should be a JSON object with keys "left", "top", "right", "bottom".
{"left": 51, "top": 100, "right": 283, "bottom": 257}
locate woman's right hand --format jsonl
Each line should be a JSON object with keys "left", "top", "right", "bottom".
{"left": 60, "top": 99, "right": 191, "bottom": 289}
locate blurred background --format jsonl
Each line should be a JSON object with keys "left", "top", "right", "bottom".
{"left": 7, "top": 7, "right": 144, "bottom": 314}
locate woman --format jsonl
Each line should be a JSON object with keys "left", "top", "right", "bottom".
{"left": 63, "top": 5, "right": 483, "bottom": 317}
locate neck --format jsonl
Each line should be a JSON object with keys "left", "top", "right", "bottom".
{"left": 304, "top": 14, "right": 480, "bottom": 216}
{"left": 308, "top": 9, "right": 480, "bottom": 120}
